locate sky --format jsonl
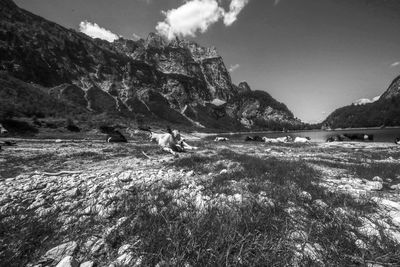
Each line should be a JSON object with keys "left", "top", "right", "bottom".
{"left": 14, "top": 0, "right": 400, "bottom": 123}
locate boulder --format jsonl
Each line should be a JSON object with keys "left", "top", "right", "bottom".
{"left": 365, "top": 181, "right": 383, "bottom": 191}
{"left": 56, "top": 256, "right": 78, "bottom": 267}
{"left": 79, "top": 261, "right": 94, "bottom": 267}
{"left": 44, "top": 241, "right": 78, "bottom": 263}
{"left": 390, "top": 184, "right": 400, "bottom": 190}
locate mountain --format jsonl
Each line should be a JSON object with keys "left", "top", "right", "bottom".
{"left": 323, "top": 74, "right": 400, "bottom": 129}
{"left": 225, "top": 89, "right": 302, "bottom": 130}
{"left": 381, "top": 75, "right": 400, "bottom": 100}
{"left": 0, "top": 0, "right": 301, "bottom": 131}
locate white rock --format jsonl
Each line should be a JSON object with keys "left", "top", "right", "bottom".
{"left": 90, "top": 238, "right": 106, "bottom": 255}
{"left": 366, "top": 263, "right": 384, "bottom": 267}
{"left": 390, "top": 211, "right": 400, "bottom": 227}
{"left": 79, "top": 261, "right": 94, "bottom": 267}
{"left": 194, "top": 194, "right": 206, "bottom": 210}
{"left": 219, "top": 169, "right": 228, "bottom": 175}
{"left": 44, "top": 241, "right": 78, "bottom": 263}
{"left": 299, "top": 191, "right": 312, "bottom": 201}
{"left": 56, "top": 256, "right": 78, "bottom": 267}
{"left": 355, "top": 239, "right": 367, "bottom": 250}
{"left": 28, "top": 198, "right": 46, "bottom": 210}
{"left": 373, "top": 198, "right": 400, "bottom": 211}
{"left": 385, "top": 229, "right": 400, "bottom": 244}
{"left": 365, "top": 181, "right": 383, "bottom": 191}
{"left": 347, "top": 189, "right": 368, "bottom": 200}
{"left": 98, "top": 205, "right": 117, "bottom": 218}
{"left": 358, "top": 219, "right": 380, "bottom": 238}
{"left": 118, "top": 171, "right": 132, "bottom": 182}
{"left": 88, "top": 185, "right": 100, "bottom": 195}
{"left": 116, "top": 253, "right": 135, "bottom": 265}
{"left": 372, "top": 176, "right": 383, "bottom": 183}
{"left": 390, "top": 184, "right": 400, "bottom": 190}
{"left": 338, "top": 184, "right": 353, "bottom": 191}
{"left": 118, "top": 244, "right": 133, "bottom": 255}
{"left": 65, "top": 188, "right": 80, "bottom": 198}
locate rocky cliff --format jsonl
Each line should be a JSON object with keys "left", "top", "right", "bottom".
{"left": 0, "top": 0, "right": 301, "bottom": 131}
{"left": 381, "top": 75, "right": 400, "bottom": 100}
{"left": 226, "top": 90, "right": 302, "bottom": 130}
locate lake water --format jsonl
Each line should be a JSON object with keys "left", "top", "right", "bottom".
{"left": 209, "top": 128, "right": 400, "bottom": 143}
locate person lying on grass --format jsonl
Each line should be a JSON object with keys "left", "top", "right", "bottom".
{"left": 149, "top": 127, "right": 198, "bottom": 156}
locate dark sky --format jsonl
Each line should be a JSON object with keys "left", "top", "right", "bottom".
{"left": 15, "top": 0, "right": 400, "bottom": 122}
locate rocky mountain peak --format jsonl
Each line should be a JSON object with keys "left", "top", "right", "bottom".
{"left": 0, "top": 0, "right": 303, "bottom": 131}
{"left": 381, "top": 75, "right": 400, "bottom": 100}
{"left": 144, "top": 32, "right": 167, "bottom": 49}
{"left": 237, "top": 82, "right": 252, "bottom": 94}
{"left": 184, "top": 41, "right": 219, "bottom": 62}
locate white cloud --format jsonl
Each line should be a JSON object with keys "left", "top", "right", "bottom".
{"left": 273, "top": 0, "right": 281, "bottom": 6}
{"left": 353, "top": 95, "right": 380, "bottom": 105}
{"left": 228, "top": 63, "right": 240, "bottom": 72}
{"left": 223, "top": 0, "right": 250, "bottom": 26}
{"left": 79, "top": 21, "right": 119, "bottom": 42}
{"left": 390, "top": 61, "right": 400, "bottom": 67}
{"left": 156, "top": 0, "right": 250, "bottom": 40}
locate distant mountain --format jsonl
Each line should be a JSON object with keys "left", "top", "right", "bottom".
{"left": 0, "top": 0, "right": 302, "bottom": 131}
{"left": 381, "top": 75, "right": 400, "bottom": 100}
{"left": 225, "top": 89, "right": 302, "bottom": 130}
{"left": 323, "top": 74, "right": 400, "bottom": 128}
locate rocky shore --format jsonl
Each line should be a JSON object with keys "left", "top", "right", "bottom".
{"left": 1, "top": 139, "right": 400, "bottom": 266}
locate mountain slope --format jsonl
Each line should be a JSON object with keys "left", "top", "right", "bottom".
{"left": 226, "top": 90, "right": 302, "bottom": 130}
{"left": 323, "top": 75, "right": 400, "bottom": 128}
{"left": 0, "top": 0, "right": 302, "bottom": 131}
{"left": 0, "top": 72, "right": 87, "bottom": 118}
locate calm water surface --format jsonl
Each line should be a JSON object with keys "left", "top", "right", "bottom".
{"left": 211, "top": 128, "right": 400, "bottom": 143}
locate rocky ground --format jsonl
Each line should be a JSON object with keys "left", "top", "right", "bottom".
{"left": 0, "top": 138, "right": 400, "bottom": 266}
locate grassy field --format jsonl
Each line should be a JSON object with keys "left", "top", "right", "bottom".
{"left": 0, "top": 138, "right": 400, "bottom": 266}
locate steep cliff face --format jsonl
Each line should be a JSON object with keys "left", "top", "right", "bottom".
{"left": 235, "top": 82, "right": 252, "bottom": 94}
{"left": 226, "top": 90, "right": 301, "bottom": 129}
{"left": 0, "top": 0, "right": 303, "bottom": 130}
{"left": 381, "top": 75, "right": 400, "bottom": 100}
{"left": 0, "top": 0, "right": 232, "bottom": 115}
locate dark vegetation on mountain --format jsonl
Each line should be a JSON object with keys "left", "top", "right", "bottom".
{"left": 324, "top": 75, "right": 400, "bottom": 129}
{"left": 0, "top": 0, "right": 307, "bottom": 134}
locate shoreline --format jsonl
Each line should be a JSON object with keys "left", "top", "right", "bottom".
{"left": 1, "top": 125, "right": 400, "bottom": 143}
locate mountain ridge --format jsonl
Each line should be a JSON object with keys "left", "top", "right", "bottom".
{"left": 323, "top": 74, "right": 400, "bottom": 129}
{"left": 0, "top": 0, "right": 303, "bottom": 131}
